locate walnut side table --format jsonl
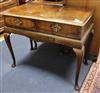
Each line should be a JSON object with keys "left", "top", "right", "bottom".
{"left": 2, "top": 2, "right": 94, "bottom": 90}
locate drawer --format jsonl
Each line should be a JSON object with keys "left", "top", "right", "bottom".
{"left": 51, "top": 23, "right": 81, "bottom": 39}
{"left": 36, "top": 20, "right": 53, "bottom": 34}
{"left": 36, "top": 20, "right": 81, "bottom": 39}
{"left": 4, "top": 16, "right": 36, "bottom": 30}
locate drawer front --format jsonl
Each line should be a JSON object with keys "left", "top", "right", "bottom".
{"left": 4, "top": 16, "right": 81, "bottom": 39}
{"left": 36, "top": 20, "right": 81, "bottom": 39}
{"left": 36, "top": 20, "right": 53, "bottom": 34}
{"left": 4, "top": 16, "right": 36, "bottom": 30}
{"left": 51, "top": 23, "right": 81, "bottom": 39}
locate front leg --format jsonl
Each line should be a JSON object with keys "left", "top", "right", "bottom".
{"left": 73, "top": 46, "right": 85, "bottom": 90}
{"left": 4, "top": 33, "right": 16, "bottom": 68}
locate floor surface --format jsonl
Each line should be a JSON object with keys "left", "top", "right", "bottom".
{"left": 0, "top": 34, "right": 92, "bottom": 93}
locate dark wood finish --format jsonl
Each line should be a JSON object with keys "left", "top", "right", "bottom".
{"left": 73, "top": 46, "right": 84, "bottom": 90}
{"left": 2, "top": 2, "right": 94, "bottom": 90}
{"left": 4, "top": 33, "right": 16, "bottom": 67}
{"left": 30, "top": 39, "right": 33, "bottom": 50}
{"left": 30, "top": 39, "right": 37, "bottom": 50}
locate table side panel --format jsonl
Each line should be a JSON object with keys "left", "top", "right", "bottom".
{"left": 81, "top": 16, "right": 93, "bottom": 38}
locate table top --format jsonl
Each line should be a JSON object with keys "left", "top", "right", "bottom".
{"left": 2, "top": 1, "right": 93, "bottom": 26}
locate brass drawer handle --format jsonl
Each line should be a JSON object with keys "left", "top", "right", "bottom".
{"left": 51, "top": 23, "right": 62, "bottom": 32}
{"left": 15, "top": 18, "right": 22, "bottom": 26}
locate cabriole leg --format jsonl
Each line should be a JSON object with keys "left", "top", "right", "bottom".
{"left": 4, "top": 33, "right": 16, "bottom": 68}
{"left": 73, "top": 46, "right": 85, "bottom": 90}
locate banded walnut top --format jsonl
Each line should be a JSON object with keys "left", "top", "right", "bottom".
{"left": 2, "top": 2, "right": 93, "bottom": 26}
